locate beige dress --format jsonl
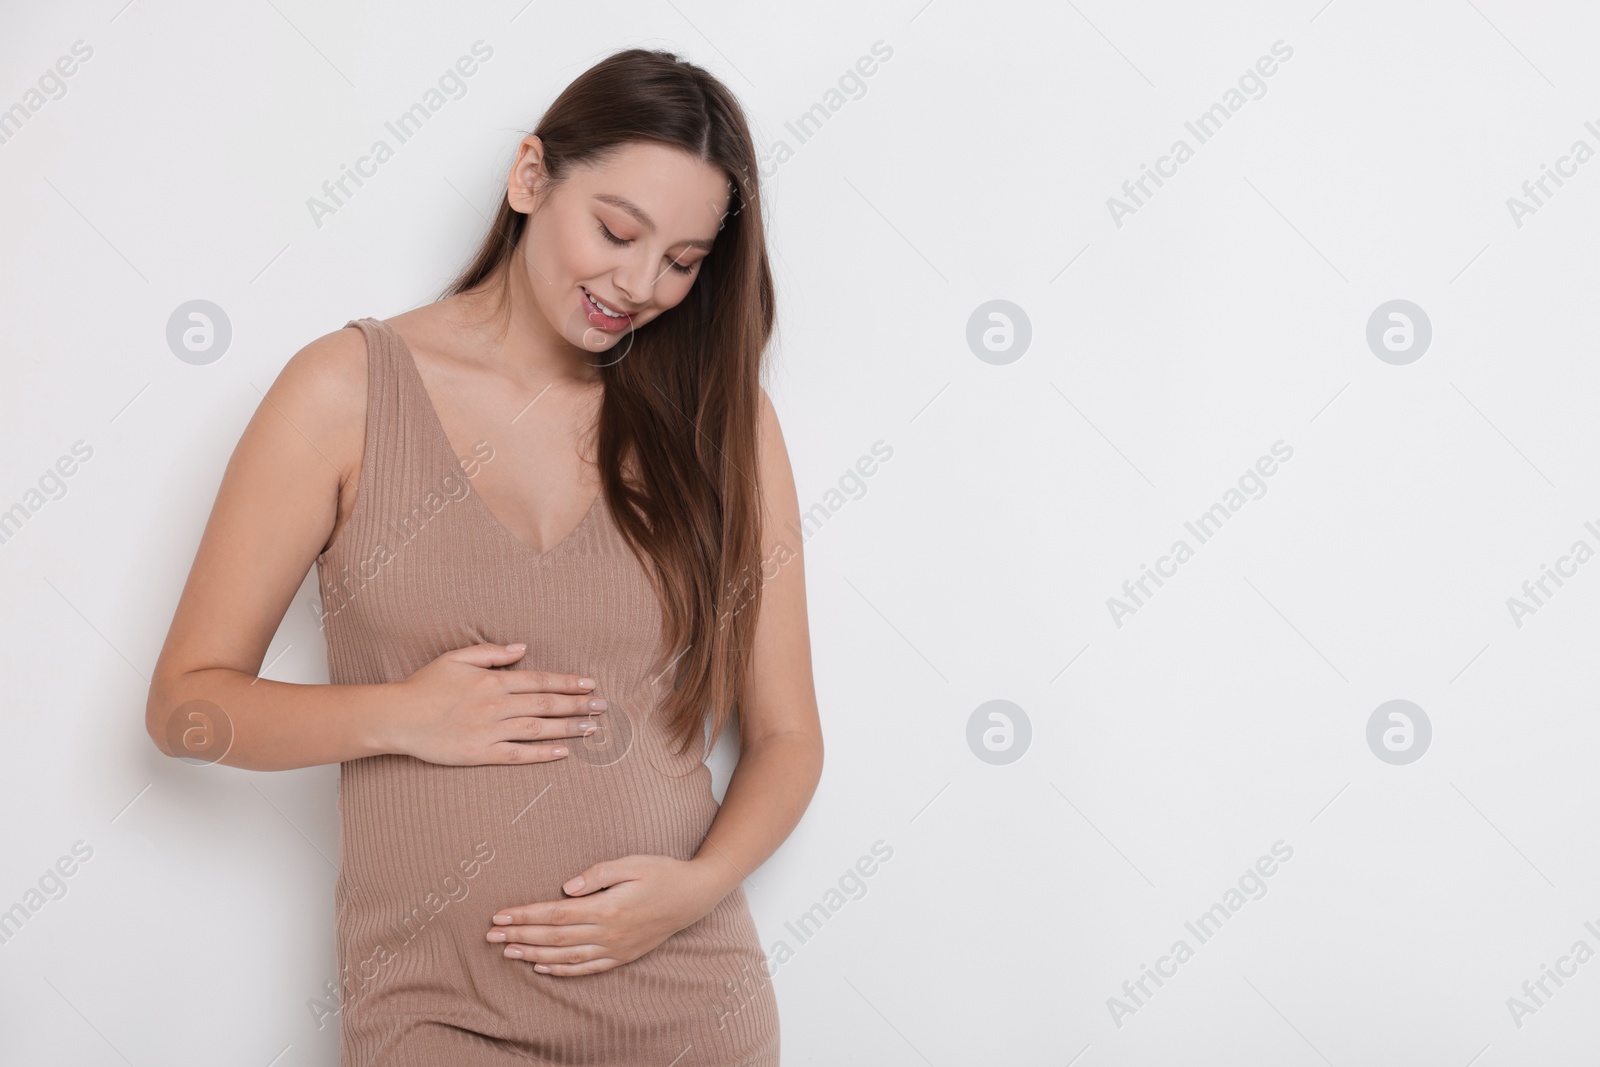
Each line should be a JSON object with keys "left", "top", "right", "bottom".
{"left": 314, "top": 316, "right": 780, "bottom": 1065}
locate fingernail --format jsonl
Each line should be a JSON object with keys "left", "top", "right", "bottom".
{"left": 493, "top": 914, "right": 513, "bottom": 924}
{"left": 579, "top": 677, "right": 596, "bottom": 688}
{"left": 508, "top": 643, "right": 527, "bottom": 652}
{"left": 506, "top": 948, "right": 523, "bottom": 959}
{"left": 552, "top": 746, "right": 567, "bottom": 756}
{"left": 588, "top": 699, "right": 608, "bottom": 711}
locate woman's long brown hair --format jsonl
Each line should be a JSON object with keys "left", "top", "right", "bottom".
{"left": 438, "top": 48, "right": 776, "bottom": 759}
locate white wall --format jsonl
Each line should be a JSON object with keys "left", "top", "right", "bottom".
{"left": 3, "top": 0, "right": 1598, "bottom": 1063}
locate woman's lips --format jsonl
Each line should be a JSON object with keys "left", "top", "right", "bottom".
{"left": 581, "top": 286, "right": 634, "bottom": 332}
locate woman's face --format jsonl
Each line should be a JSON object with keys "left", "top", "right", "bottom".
{"left": 508, "top": 137, "right": 732, "bottom": 358}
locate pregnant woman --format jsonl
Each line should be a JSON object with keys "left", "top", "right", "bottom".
{"left": 145, "top": 49, "right": 822, "bottom": 1065}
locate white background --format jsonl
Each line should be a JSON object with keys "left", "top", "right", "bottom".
{"left": 3, "top": 0, "right": 1599, "bottom": 1064}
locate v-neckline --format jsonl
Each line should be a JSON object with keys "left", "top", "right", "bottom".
{"left": 378, "top": 317, "right": 604, "bottom": 563}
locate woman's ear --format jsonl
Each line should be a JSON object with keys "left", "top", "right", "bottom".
{"left": 507, "top": 135, "right": 546, "bottom": 214}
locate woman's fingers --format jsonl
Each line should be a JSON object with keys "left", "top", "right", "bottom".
{"left": 446, "top": 642, "right": 533, "bottom": 669}
{"left": 491, "top": 686, "right": 607, "bottom": 730}
{"left": 492, "top": 926, "right": 621, "bottom": 972}
{"left": 530, "top": 956, "right": 620, "bottom": 975}
{"left": 488, "top": 707, "right": 604, "bottom": 762}
{"left": 486, "top": 910, "right": 627, "bottom": 974}
{"left": 503, "top": 941, "right": 621, "bottom": 974}
{"left": 502, "top": 668, "right": 598, "bottom": 694}
{"left": 492, "top": 740, "right": 575, "bottom": 764}
{"left": 529, "top": 711, "right": 603, "bottom": 738}
{"left": 501, "top": 941, "right": 606, "bottom": 964}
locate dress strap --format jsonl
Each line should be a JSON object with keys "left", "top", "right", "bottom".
{"left": 330, "top": 317, "right": 421, "bottom": 556}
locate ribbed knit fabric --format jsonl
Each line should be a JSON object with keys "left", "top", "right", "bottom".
{"left": 313, "top": 317, "right": 780, "bottom": 1066}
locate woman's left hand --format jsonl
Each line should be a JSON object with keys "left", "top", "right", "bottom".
{"left": 486, "top": 854, "right": 728, "bottom": 975}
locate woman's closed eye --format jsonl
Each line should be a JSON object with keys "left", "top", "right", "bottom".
{"left": 597, "top": 222, "right": 698, "bottom": 275}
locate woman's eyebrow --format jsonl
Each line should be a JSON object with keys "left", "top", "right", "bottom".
{"left": 593, "top": 192, "right": 716, "bottom": 251}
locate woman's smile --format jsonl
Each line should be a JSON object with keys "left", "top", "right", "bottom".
{"left": 580, "top": 285, "right": 635, "bottom": 331}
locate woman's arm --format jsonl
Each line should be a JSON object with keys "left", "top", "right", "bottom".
{"left": 145, "top": 326, "right": 387, "bottom": 770}
{"left": 685, "top": 387, "right": 824, "bottom": 897}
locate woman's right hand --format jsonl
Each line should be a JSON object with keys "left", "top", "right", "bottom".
{"left": 388, "top": 642, "right": 606, "bottom": 766}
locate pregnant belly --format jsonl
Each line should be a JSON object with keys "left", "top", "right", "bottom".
{"left": 330, "top": 748, "right": 724, "bottom": 1028}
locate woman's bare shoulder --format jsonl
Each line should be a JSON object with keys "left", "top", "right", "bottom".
{"left": 268, "top": 322, "right": 373, "bottom": 485}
